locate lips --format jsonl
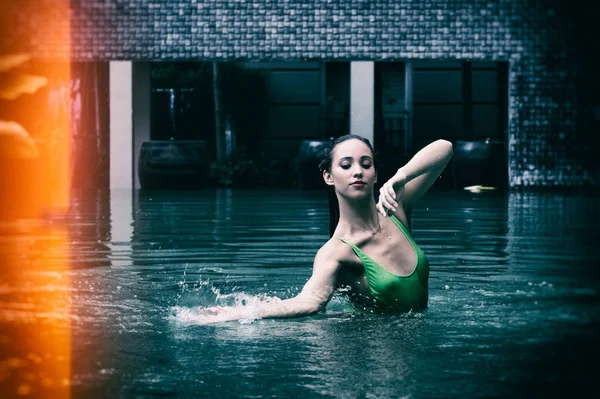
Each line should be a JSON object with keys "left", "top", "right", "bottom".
{"left": 350, "top": 181, "right": 366, "bottom": 186}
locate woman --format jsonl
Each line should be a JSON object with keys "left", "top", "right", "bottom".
{"left": 200, "top": 134, "right": 453, "bottom": 322}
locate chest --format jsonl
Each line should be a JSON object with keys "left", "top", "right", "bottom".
{"left": 335, "top": 262, "right": 371, "bottom": 304}
{"left": 348, "top": 217, "right": 418, "bottom": 277}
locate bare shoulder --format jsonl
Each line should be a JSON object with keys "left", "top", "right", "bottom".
{"left": 314, "top": 236, "right": 355, "bottom": 267}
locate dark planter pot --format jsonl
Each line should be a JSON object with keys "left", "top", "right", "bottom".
{"left": 138, "top": 140, "right": 210, "bottom": 189}
{"left": 453, "top": 139, "right": 507, "bottom": 189}
{"left": 297, "top": 140, "right": 330, "bottom": 189}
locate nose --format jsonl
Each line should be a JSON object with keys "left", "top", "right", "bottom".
{"left": 352, "top": 164, "right": 363, "bottom": 176}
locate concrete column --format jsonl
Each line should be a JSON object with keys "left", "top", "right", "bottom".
{"left": 109, "top": 61, "right": 133, "bottom": 189}
{"left": 109, "top": 61, "right": 151, "bottom": 190}
{"left": 132, "top": 62, "right": 151, "bottom": 190}
{"left": 350, "top": 61, "right": 374, "bottom": 146}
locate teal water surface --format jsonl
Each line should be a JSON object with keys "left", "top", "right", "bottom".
{"left": 1, "top": 188, "right": 599, "bottom": 398}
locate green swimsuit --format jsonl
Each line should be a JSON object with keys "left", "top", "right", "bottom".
{"left": 337, "top": 215, "right": 429, "bottom": 313}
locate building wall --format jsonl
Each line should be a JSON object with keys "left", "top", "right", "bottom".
{"left": 1, "top": 0, "right": 597, "bottom": 188}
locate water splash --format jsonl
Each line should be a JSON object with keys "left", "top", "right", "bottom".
{"left": 170, "top": 277, "right": 287, "bottom": 325}
{"left": 170, "top": 292, "right": 283, "bottom": 325}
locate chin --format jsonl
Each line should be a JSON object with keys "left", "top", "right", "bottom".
{"left": 341, "top": 187, "right": 373, "bottom": 201}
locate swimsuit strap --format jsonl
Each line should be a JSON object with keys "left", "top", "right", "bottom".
{"left": 388, "top": 215, "right": 419, "bottom": 251}
{"left": 337, "top": 237, "right": 374, "bottom": 269}
{"left": 336, "top": 215, "right": 417, "bottom": 263}
{"left": 388, "top": 215, "right": 429, "bottom": 283}
{"left": 336, "top": 214, "right": 428, "bottom": 280}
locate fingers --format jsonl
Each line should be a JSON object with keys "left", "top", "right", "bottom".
{"left": 383, "top": 181, "right": 395, "bottom": 200}
{"left": 377, "top": 200, "right": 395, "bottom": 218}
{"left": 380, "top": 196, "right": 396, "bottom": 213}
{"left": 197, "top": 314, "right": 229, "bottom": 324}
{"left": 203, "top": 306, "right": 224, "bottom": 315}
{"left": 379, "top": 184, "right": 398, "bottom": 213}
{"left": 376, "top": 200, "right": 387, "bottom": 217}
{"left": 377, "top": 178, "right": 404, "bottom": 217}
{"left": 385, "top": 185, "right": 399, "bottom": 209}
{"left": 196, "top": 306, "right": 239, "bottom": 324}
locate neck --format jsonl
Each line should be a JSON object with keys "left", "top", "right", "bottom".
{"left": 337, "top": 194, "right": 379, "bottom": 229}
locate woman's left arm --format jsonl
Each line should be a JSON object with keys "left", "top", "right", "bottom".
{"left": 193, "top": 243, "right": 340, "bottom": 324}
{"left": 377, "top": 139, "right": 453, "bottom": 215}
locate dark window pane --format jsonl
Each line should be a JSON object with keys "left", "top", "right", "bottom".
{"left": 472, "top": 105, "right": 499, "bottom": 138}
{"left": 413, "top": 105, "right": 464, "bottom": 139}
{"left": 268, "top": 105, "right": 320, "bottom": 137}
{"left": 414, "top": 71, "right": 462, "bottom": 102}
{"left": 269, "top": 71, "right": 320, "bottom": 104}
{"left": 472, "top": 70, "right": 498, "bottom": 102}
{"left": 471, "top": 62, "right": 498, "bottom": 69}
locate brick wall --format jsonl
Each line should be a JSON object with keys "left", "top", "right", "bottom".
{"left": 1, "top": 0, "right": 597, "bottom": 188}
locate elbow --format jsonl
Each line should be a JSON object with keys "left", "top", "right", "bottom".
{"left": 305, "top": 302, "right": 325, "bottom": 316}
{"left": 440, "top": 139, "right": 453, "bottom": 152}
{"left": 438, "top": 139, "right": 453, "bottom": 159}
{"left": 302, "top": 300, "right": 327, "bottom": 316}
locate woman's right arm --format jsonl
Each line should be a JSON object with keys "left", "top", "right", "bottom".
{"left": 197, "top": 243, "right": 341, "bottom": 323}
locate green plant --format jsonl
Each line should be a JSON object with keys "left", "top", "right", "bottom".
{"left": 209, "top": 146, "right": 254, "bottom": 187}
{"left": 210, "top": 146, "right": 298, "bottom": 188}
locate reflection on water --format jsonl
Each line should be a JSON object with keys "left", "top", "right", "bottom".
{"left": 1, "top": 188, "right": 599, "bottom": 397}
{"left": 0, "top": 221, "right": 72, "bottom": 398}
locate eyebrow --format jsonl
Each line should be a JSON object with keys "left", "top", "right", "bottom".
{"left": 338, "top": 156, "right": 373, "bottom": 162}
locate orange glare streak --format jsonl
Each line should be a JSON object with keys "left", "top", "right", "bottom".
{"left": 0, "top": 1, "right": 72, "bottom": 397}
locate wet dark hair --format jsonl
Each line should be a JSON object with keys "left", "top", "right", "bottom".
{"left": 318, "top": 134, "right": 378, "bottom": 237}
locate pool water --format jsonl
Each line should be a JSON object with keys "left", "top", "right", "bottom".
{"left": 1, "top": 188, "right": 599, "bottom": 398}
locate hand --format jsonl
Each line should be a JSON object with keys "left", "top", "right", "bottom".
{"left": 377, "top": 169, "right": 407, "bottom": 217}
{"left": 194, "top": 306, "right": 250, "bottom": 324}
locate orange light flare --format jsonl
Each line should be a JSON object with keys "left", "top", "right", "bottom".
{"left": 1, "top": 0, "right": 73, "bottom": 397}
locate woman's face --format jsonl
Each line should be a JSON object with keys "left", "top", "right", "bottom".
{"left": 323, "top": 139, "right": 377, "bottom": 199}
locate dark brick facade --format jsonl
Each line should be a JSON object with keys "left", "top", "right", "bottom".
{"left": 1, "top": 0, "right": 597, "bottom": 188}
